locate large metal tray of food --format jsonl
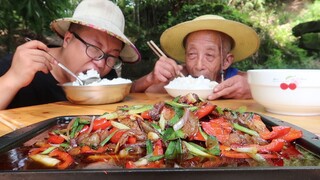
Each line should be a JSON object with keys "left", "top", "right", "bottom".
{"left": 0, "top": 94, "right": 319, "bottom": 180}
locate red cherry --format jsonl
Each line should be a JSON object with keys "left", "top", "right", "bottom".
{"left": 288, "top": 83, "right": 297, "bottom": 90}
{"left": 280, "top": 83, "right": 288, "bottom": 90}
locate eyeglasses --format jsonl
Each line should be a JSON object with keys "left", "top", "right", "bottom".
{"left": 71, "top": 32, "right": 122, "bottom": 69}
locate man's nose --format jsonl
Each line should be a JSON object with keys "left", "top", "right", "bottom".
{"left": 195, "top": 55, "right": 204, "bottom": 69}
{"left": 92, "top": 59, "right": 106, "bottom": 68}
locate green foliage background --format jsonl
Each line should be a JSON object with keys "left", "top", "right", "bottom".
{"left": 0, "top": 0, "right": 319, "bottom": 79}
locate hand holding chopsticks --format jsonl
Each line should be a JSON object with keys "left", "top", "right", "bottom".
{"left": 147, "top": 40, "right": 185, "bottom": 77}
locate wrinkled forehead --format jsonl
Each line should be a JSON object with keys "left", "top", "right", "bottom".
{"left": 183, "top": 30, "right": 234, "bottom": 49}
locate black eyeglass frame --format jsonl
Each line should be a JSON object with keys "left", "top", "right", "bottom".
{"left": 71, "top": 32, "right": 122, "bottom": 69}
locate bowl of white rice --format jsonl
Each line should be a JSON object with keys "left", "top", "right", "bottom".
{"left": 164, "top": 75, "right": 219, "bottom": 99}
{"left": 59, "top": 69, "right": 132, "bottom": 105}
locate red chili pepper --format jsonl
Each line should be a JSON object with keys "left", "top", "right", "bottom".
{"left": 278, "top": 128, "right": 303, "bottom": 142}
{"left": 257, "top": 139, "right": 285, "bottom": 153}
{"left": 220, "top": 145, "right": 279, "bottom": 159}
{"left": 29, "top": 146, "right": 50, "bottom": 155}
{"left": 79, "top": 125, "right": 89, "bottom": 134}
{"left": 259, "top": 126, "right": 291, "bottom": 140}
{"left": 110, "top": 128, "right": 125, "bottom": 144}
{"left": 125, "top": 159, "right": 164, "bottom": 169}
{"left": 142, "top": 161, "right": 164, "bottom": 168}
{"left": 81, "top": 145, "right": 107, "bottom": 154}
{"left": 47, "top": 134, "right": 65, "bottom": 144}
{"left": 125, "top": 161, "right": 137, "bottom": 169}
{"left": 220, "top": 145, "right": 251, "bottom": 158}
{"left": 281, "top": 144, "right": 302, "bottom": 159}
{"left": 127, "top": 136, "right": 137, "bottom": 144}
{"left": 92, "top": 118, "right": 112, "bottom": 131}
{"left": 153, "top": 139, "right": 164, "bottom": 156}
{"left": 190, "top": 129, "right": 206, "bottom": 141}
{"left": 201, "top": 117, "right": 232, "bottom": 143}
{"left": 141, "top": 111, "right": 152, "bottom": 120}
{"left": 49, "top": 149, "right": 74, "bottom": 169}
{"left": 195, "top": 103, "right": 215, "bottom": 119}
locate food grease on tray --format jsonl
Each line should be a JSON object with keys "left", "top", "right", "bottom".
{"left": 0, "top": 93, "right": 319, "bottom": 170}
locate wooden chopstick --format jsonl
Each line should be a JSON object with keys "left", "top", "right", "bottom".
{"left": 149, "top": 40, "right": 167, "bottom": 57}
{"left": 147, "top": 41, "right": 162, "bottom": 57}
{"left": 0, "top": 114, "right": 24, "bottom": 130}
{"left": 0, "top": 117, "right": 18, "bottom": 130}
{"left": 147, "top": 40, "right": 185, "bottom": 77}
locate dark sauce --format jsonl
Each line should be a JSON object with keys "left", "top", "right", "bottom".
{"left": 0, "top": 118, "right": 319, "bottom": 170}
{"left": 0, "top": 142, "right": 319, "bottom": 170}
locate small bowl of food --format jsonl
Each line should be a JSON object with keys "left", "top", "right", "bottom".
{"left": 60, "top": 69, "right": 132, "bottom": 105}
{"left": 164, "top": 75, "right": 219, "bottom": 99}
{"left": 248, "top": 69, "right": 320, "bottom": 116}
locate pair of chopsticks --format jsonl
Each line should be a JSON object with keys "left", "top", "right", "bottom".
{"left": 0, "top": 114, "right": 24, "bottom": 130}
{"left": 147, "top": 40, "right": 185, "bottom": 77}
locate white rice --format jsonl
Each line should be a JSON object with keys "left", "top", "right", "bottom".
{"left": 165, "top": 75, "right": 218, "bottom": 90}
{"left": 72, "top": 69, "right": 132, "bottom": 86}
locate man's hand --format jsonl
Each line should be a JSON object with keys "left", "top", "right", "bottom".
{"left": 208, "top": 73, "right": 252, "bottom": 100}
{"left": 149, "top": 56, "right": 183, "bottom": 83}
{"left": 7, "top": 40, "right": 57, "bottom": 88}
{"left": 131, "top": 57, "right": 183, "bottom": 93}
{"left": 0, "top": 40, "right": 57, "bottom": 109}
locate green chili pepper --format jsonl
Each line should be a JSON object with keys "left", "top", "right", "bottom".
{"left": 165, "top": 141, "right": 177, "bottom": 159}
{"left": 165, "top": 101, "right": 191, "bottom": 108}
{"left": 188, "top": 106, "right": 199, "bottom": 112}
{"left": 75, "top": 124, "right": 84, "bottom": 133}
{"left": 183, "top": 141, "right": 213, "bottom": 157}
{"left": 148, "top": 155, "right": 164, "bottom": 162}
{"left": 168, "top": 107, "right": 184, "bottom": 126}
{"left": 98, "top": 112, "right": 118, "bottom": 120}
{"left": 151, "top": 123, "right": 162, "bottom": 133}
{"left": 233, "top": 123, "right": 259, "bottom": 136}
{"left": 216, "top": 106, "right": 224, "bottom": 115}
{"left": 79, "top": 119, "right": 91, "bottom": 124}
{"left": 100, "top": 129, "right": 119, "bottom": 146}
{"left": 146, "top": 139, "right": 153, "bottom": 155}
{"left": 172, "top": 96, "right": 180, "bottom": 102}
{"left": 60, "top": 143, "right": 70, "bottom": 149}
{"left": 40, "top": 146, "right": 56, "bottom": 155}
{"left": 70, "top": 118, "right": 80, "bottom": 138}
{"left": 128, "top": 105, "right": 153, "bottom": 114}
{"left": 176, "top": 138, "right": 182, "bottom": 155}
{"left": 163, "top": 128, "right": 185, "bottom": 141}
{"left": 206, "top": 135, "right": 220, "bottom": 156}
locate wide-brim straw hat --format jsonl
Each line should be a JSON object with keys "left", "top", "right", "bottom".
{"left": 50, "top": 0, "right": 140, "bottom": 63}
{"left": 160, "top": 15, "right": 260, "bottom": 62}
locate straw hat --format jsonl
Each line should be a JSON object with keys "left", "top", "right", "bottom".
{"left": 160, "top": 15, "right": 260, "bottom": 62}
{"left": 50, "top": 0, "right": 140, "bottom": 63}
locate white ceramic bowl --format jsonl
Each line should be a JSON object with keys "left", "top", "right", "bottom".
{"left": 248, "top": 69, "right": 320, "bottom": 116}
{"left": 165, "top": 87, "right": 214, "bottom": 99}
{"left": 60, "top": 82, "right": 132, "bottom": 105}
{"left": 164, "top": 75, "right": 218, "bottom": 99}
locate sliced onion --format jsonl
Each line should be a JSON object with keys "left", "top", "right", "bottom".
{"left": 159, "top": 113, "right": 166, "bottom": 131}
{"left": 133, "top": 158, "right": 148, "bottom": 167}
{"left": 173, "top": 109, "right": 190, "bottom": 131}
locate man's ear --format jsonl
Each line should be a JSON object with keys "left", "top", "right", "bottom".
{"left": 62, "top": 32, "right": 73, "bottom": 48}
{"left": 222, "top": 53, "right": 234, "bottom": 70}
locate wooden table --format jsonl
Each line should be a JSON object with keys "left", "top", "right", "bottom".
{"left": 0, "top": 93, "right": 320, "bottom": 137}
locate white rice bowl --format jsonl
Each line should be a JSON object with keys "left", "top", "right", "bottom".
{"left": 72, "top": 69, "right": 132, "bottom": 86}
{"left": 164, "top": 75, "right": 218, "bottom": 99}
{"left": 60, "top": 69, "right": 132, "bottom": 105}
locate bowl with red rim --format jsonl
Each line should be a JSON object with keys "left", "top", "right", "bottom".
{"left": 247, "top": 69, "right": 320, "bottom": 116}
